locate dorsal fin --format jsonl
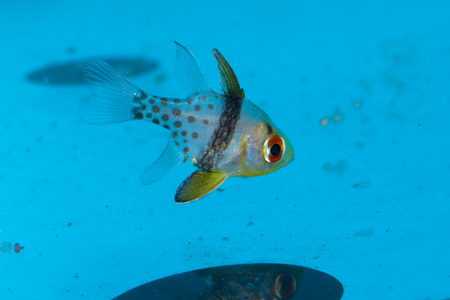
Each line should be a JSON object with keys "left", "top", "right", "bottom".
{"left": 212, "top": 49, "right": 245, "bottom": 99}
{"left": 174, "top": 41, "right": 211, "bottom": 96}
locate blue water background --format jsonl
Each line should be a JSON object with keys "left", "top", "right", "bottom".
{"left": 1, "top": 0, "right": 449, "bottom": 299}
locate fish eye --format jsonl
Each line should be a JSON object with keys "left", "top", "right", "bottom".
{"left": 263, "top": 135, "right": 285, "bottom": 163}
{"left": 274, "top": 273, "right": 296, "bottom": 298}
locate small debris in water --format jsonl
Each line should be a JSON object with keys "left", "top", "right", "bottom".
{"left": 353, "top": 229, "right": 374, "bottom": 237}
{"left": 323, "top": 160, "right": 348, "bottom": 173}
{"left": 352, "top": 180, "right": 371, "bottom": 189}
{"left": 0, "top": 242, "right": 24, "bottom": 254}
{"left": 320, "top": 109, "right": 345, "bottom": 126}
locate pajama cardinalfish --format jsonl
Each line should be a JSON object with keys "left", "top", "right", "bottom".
{"left": 81, "top": 42, "right": 294, "bottom": 203}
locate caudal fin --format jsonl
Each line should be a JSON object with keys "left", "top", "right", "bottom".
{"left": 80, "top": 58, "right": 145, "bottom": 125}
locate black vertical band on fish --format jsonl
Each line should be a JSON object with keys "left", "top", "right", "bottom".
{"left": 196, "top": 95, "right": 243, "bottom": 170}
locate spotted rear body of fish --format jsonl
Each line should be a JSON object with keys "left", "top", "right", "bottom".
{"left": 133, "top": 91, "right": 227, "bottom": 162}
{"left": 81, "top": 42, "right": 294, "bottom": 203}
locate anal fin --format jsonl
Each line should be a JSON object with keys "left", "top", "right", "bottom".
{"left": 175, "top": 170, "right": 228, "bottom": 203}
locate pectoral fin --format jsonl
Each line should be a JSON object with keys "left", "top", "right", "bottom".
{"left": 175, "top": 170, "right": 229, "bottom": 203}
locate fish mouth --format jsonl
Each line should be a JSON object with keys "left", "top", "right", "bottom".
{"left": 284, "top": 152, "right": 295, "bottom": 167}
{"left": 283, "top": 143, "right": 295, "bottom": 165}
{"left": 288, "top": 153, "right": 295, "bottom": 164}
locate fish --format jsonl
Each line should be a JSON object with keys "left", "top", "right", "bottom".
{"left": 81, "top": 42, "right": 294, "bottom": 203}
{"left": 27, "top": 57, "right": 158, "bottom": 85}
{"left": 112, "top": 263, "right": 344, "bottom": 300}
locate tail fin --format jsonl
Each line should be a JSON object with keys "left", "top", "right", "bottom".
{"left": 80, "top": 58, "right": 145, "bottom": 125}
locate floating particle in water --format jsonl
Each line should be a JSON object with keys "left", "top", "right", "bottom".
{"left": 153, "top": 72, "right": 168, "bottom": 83}
{"left": 320, "top": 109, "right": 345, "bottom": 127}
{"left": 66, "top": 46, "right": 77, "bottom": 55}
{"left": 15, "top": 243, "right": 24, "bottom": 253}
{"left": 354, "top": 141, "right": 365, "bottom": 149}
{"left": 353, "top": 229, "right": 374, "bottom": 237}
{"left": 323, "top": 160, "right": 348, "bottom": 173}
{"left": 0, "top": 242, "right": 24, "bottom": 254}
{"left": 352, "top": 180, "right": 371, "bottom": 189}
{"left": 353, "top": 101, "right": 362, "bottom": 109}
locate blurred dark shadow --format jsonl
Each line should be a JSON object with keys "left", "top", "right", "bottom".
{"left": 26, "top": 57, "right": 158, "bottom": 85}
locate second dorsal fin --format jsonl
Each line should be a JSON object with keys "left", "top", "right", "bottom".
{"left": 213, "top": 49, "right": 245, "bottom": 99}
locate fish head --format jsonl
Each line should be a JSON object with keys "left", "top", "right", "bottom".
{"left": 235, "top": 102, "right": 294, "bottom": 177}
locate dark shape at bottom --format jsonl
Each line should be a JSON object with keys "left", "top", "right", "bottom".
{"left": 113, "top": 263, "right": 343, "bottom": 300}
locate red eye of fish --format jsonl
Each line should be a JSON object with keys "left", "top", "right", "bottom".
{"left": 274, "top": 273, "right": 296, "bottom": 299}
{"left": 263, "top": 135, "right": 285, "bottom": 163}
